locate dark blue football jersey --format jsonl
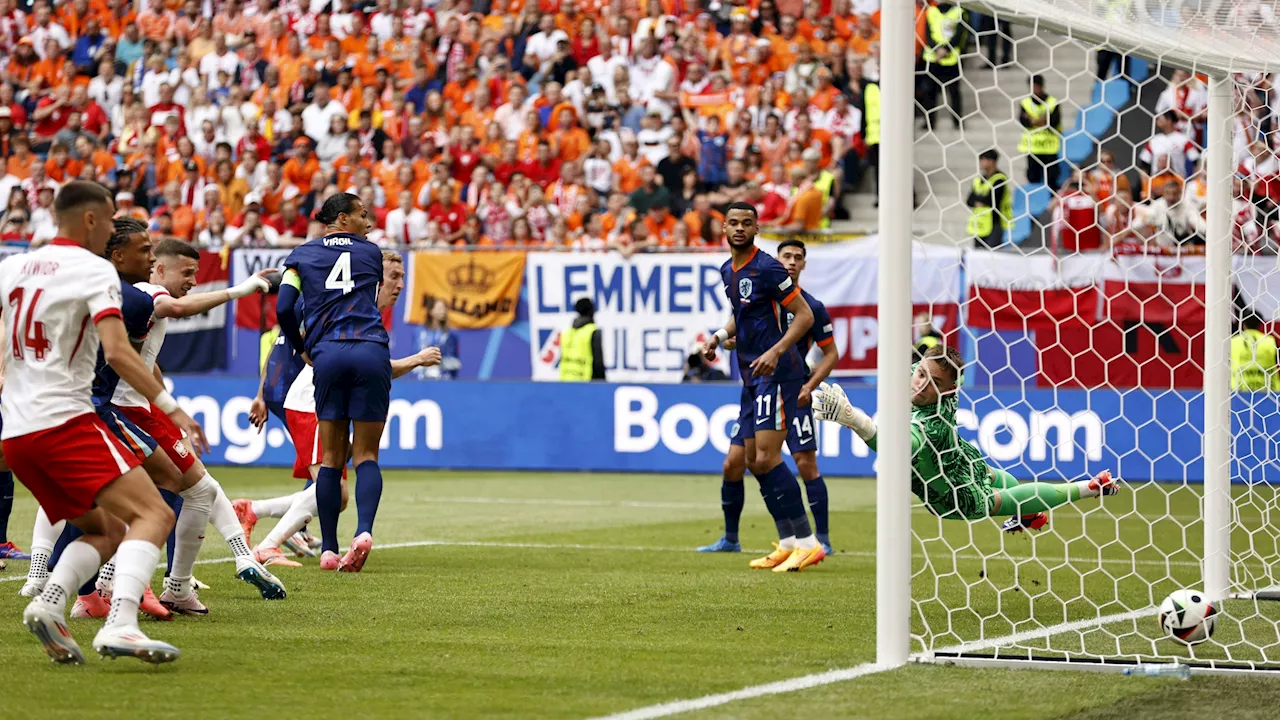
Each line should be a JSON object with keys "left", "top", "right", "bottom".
{"left": 792, "top": 289, "right": 834, "bottom": 359}
{"left": 283, "top": 232, "right": 386, "bottom": 354}
{"left": 262, "top": 333, "right": 306, "bottom": 406}
{"left": 91, "top": 281, "right": 155, "bottom": 408}
{"left": 721, "top": 247, "right": 807, "bottom": 386}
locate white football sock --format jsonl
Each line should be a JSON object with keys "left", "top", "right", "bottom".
{"left": 211, "top": 480, "right": 253, "bottom": 559}
{"left": 795, "top": 535, "right": 818, "bottom": 550}
{"left": 778, "top": 536, "right": 797, "bottom": 551}
{"left": 97, "top": 557, "right": 117, "bottom": 592}
{"left": 258, "top": 486, "right": 317, "bottom": 552}
{"left": 105, "top": 539, "right": 160, "bottom": 630}
{"left": 251, "top": 493, "right": 299, "bottom": 519}
{"left": 170, "top": 475, "right": 217, "bottom": 588}
{"left": 38, "top": 541, "right": 101, "bottom": 614}
{"left": 25, "top": 507, "right": 63, "bottom": 584}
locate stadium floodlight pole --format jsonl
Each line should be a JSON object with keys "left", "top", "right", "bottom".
{"left": 875, "top": 0, "right": 912, "bottom": 668}
{"left": 1203, "top": 73, "right": 1232, "bottom": 604}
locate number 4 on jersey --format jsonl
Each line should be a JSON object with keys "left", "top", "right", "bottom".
{"left": 7, "top": 287, "right": 50, "bottom": 361}
{"left": 326, "top": 252, "right": 355, "bottom": 295}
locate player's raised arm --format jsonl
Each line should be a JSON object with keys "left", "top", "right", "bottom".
{"left": 98, "top": 314, "right": 209, "bottom": 453}
{"left": 152, "top": 271, "right": 271, "bottom": 319}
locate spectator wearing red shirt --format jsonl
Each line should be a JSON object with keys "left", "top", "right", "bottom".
{"left": 236, "top": 123, "right": 271, "bottom": 165}
{"left": 521, "top": 140, "right": 563, "bottom": 189}
{"left": 266, "top": 196, "right": 310, "bottom": 241}
{"left": 493, "top": 139, "right": 523, "bottom": 185}
{"left": 427, "top": 192, "right": 467, "bottom": 243}
{"left": 1051, "top": 179, "right": 1101, "bottom": 253}
{"left": 746, "top": 182, "right": 788, "bottom": 224}
{"left": 32, "top": 85, "right": 73, "bottom": 151}
{"left": 70, "top": 85, "right": 109, "bottom": 142}
{"left": 449, "top": 134, "right": 482, "bottom": 183}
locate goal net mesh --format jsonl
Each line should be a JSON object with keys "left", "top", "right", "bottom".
{"left": 902, "top": 0, "right": 1280, "bottom": 669}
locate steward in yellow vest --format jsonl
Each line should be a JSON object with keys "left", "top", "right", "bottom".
{"left": 1019, "top": 74, "right": 1063, "bottom": 190}
{"left": 921, "top": 2, "right": 966, "bottom": 131}
{"left": 1231, "top": 316, "right": 1280, "bottom": 391}
{"left": 559, "top": 298, "right": 606, "bottom": 381}
{"left": 966, "top": 149, "right": 1012, "bottom": 247}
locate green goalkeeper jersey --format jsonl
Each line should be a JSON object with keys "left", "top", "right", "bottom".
{"left": 908, "top": 396, "right": 994, "bottom": 520}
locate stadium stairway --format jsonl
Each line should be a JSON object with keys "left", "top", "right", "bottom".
{"left": 840, "top": 26, "right": 1148, "bottom": 248}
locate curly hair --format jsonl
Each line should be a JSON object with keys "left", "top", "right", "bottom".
{"left": 106, "top": 216, "right": 149, "bottom": 258}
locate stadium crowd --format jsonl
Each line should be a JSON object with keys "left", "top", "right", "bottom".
{"left": 0, "top": 0, "right": 911, "bottom": 251}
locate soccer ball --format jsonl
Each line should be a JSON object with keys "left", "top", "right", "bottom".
{"left": 1159, "top": 589, "right": 1218, "bottom": 645}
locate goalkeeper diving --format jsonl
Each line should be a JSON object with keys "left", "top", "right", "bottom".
{"left": 812, "top": 345, "right": 1118, "bottom": 532}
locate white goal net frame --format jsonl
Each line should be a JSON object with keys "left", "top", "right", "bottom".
{"left": 875, "top": 0, "right": 1280, "bottom": 676}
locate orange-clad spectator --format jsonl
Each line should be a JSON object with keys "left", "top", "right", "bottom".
{"left": 553, "top": 110, "right": 591, "bottom": 163}
{"left": 1143, "top": 155, "right": 1183, "bottom": 202}
{"left": 136, "top": 0, "right": 175, "bottom": 41}
{"left": 76, "top": 136, "right": 117, "bottom": 180}
{"left": 102, "top": 0, "right": 137, "bottom": 38}
{"left": 306, "top": 14, "right": 336, "bottom": 56}
{"left": 155, "top": 182, "right": 196, "bottom": 240}
{"left": 769, "top": 168, "right": 824, "bottom": 231}
{"left": 282, "top": 139, "right": 320, "bottom": 190}
{"left": 443, "top": 67, "right": 480, "bottom": 116}
{"left": 459, "top": 86, "right": 496, "bottom": 138}
{"left": 613, "top": 134, "right": 648, "bottom": 194}
{"left": 554, "top": 0, "right": 581, "bottom": 37}
{"left": 261, "top": 16, "right": 290, "bottom": 61}
{"left": 114, "top": 191, "right": 151, "bottom": 222}
{"left": 7, "top": 38, "right": 38, "bottom": 90}
{"left": 373, "top": 139, "right": 406, "bottom": 191}
{"left": 516, "top": 109, "right": 546, "bottom": 163}
{"left": 31, "top": 38, "right": 68, "bottom": 93}
{"left": 275, "top": 35, "right": 307, "bottom": 90}
{"left": 1087, "top": 149, "right": 1132, "bottom": 211}
{"left": 810, "top": 69, "right": 841, "bottom": 112}
{"left": 214, "top": 160, "right": 251, "bottom": 221}
{"left": 44, "top": 143, "right": 83, "bottom": 183}
{"left": 340, "top": 15, "right": 371, "bottom": 58}
{"left": 643, "top": 205, "right": 679, "bottom": 246}
{"left": 847, "top": 15, "right": 880, "bottom": 61}
{"left": 720, "top": 16, "right": 756, "bottom": 78}
{"left": 459, "top": 215, "right": 495, "bottom": 247}
{"left": 694, "top": 13, "right": 723, "bottom": 61}
{"left": 421, "top": 91, "right": 453, "bottom": 136}
{"left": 681, "top": 197, "right": 725, "bottom": 244}
{"left": 333, "top": 137, "right": 372, "bottom": 189}
{"left": 212, "top": 0, "right": 250, "bottom": 41}
{"left": 768, "top": 15, "right": 804, "bottom": 73}
{"left": 796, "top": 1, "right": 822, "bottom": 39}
{"left": 6, "top": 136, "right": 36, "bottom": 180}
{"left": 600, "top": 192, "right": 635, "bottom": 239}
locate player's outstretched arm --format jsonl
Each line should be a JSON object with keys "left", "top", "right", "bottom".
{"left": 276, "top": 270, "right": 306, "bottom": 357}
{"left": 391, "top": 347, "right": 442, "bottom": 379}
{"left": 99, "top": 314, "right": 209, "bottom": 453}
{"left": 750, "top": 292, "right": 812, "bottom": 376}
{"left": 152, "top": 271, "right": 271, "bottom": 319}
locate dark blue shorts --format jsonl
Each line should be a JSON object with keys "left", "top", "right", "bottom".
{"left": 310, "top": 340, "right": 392, "bottom": 423}
{"left": 97, "top": 405, "right": 158, "bottom": 461}
{"left": 730, "top": 380, "right": 815, "bottom": 453}
{"left": 266, "top": 400, "right": 288, "bottom": 427}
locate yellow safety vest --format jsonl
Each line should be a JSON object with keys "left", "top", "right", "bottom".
{"left": 260, "top": 327, "right": 281, "bottom": 374}
{"left": 864, "top": 82, "right": 880, "bottom": 147}
{"left": 922, "top": 5, "right": 963, "bottom": 66}
{"left": 1231, "top": 328, "right": 1279, "bottom": 391}
{"left": 916, "top": 335, "right": 941, "bottom": 355}
{"left": 966, "top": 171, "right": 1012, "bottom": 237}
{"left": 559, "top": 322, "right": 596, "bottom": 381}
{"left": 813, "top": 170, "right": 836, "bottom": 229}
{"left": 1019, "top": 96, "right": 1061, "bottom": 155}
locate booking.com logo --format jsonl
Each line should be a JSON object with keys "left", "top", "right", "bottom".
{"left": 611, "top": 386, "right": 1104, "bottom": 463}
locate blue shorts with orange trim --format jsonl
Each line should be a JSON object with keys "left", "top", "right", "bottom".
{"left": 731, "top": 380, "right": 815, "bottom": 453}
{"left": 96, "top": 405, "right": 158, "bottom": 461}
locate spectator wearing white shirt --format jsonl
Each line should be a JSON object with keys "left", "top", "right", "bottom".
{"left": 301, "top": 83, "right": 349, "bottom": 142}
{"left": 1154, "top": 69, "right": 1207, "bottom": 141}
{"left": 28, "top": 5, "right": 70, "bottom": 58}
{"left": 87, "top": 58, "right": 124, "bottom": 109}
{"left": 587, "top": 43, "right": 626, "bottom": 105}
{"left": 1145, "top": 180, "right": 1206, "bottom": 248}
{"left": 636, "top": 111, "right": 672, "bottom": 166}
{"left": 384, "top": 190, "right": 430, "bottom": 246}
{"left": 525, "top": 15, "right": 569, "bottom": 66}
{"left": 1139, "top": 111, "right": 1201, "bottom": 177}
{"left": 316, "top": 113, "right": 349, "bottom": 164}
{"left": 494, "top": 84, "right": 529, "bottom": 141}
{"left": 628, "top": 37, "right": 675, "bottom": 120}
{"left": 368, "top": 0, "right": 397, "bottom": 41}
{"left": 199, "top": 35, "right": 242, "bottom": 87}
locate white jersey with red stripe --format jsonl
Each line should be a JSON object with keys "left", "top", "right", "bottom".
{"left": 283, "top": 364, "right": 316, "bottom": 414}
{"left": 0, "top": 239, "right": 123, "bottom": 439}
{"left": 111, "top": 281, "right": 170, "bottom": 409}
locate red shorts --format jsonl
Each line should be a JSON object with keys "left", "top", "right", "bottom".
{"left": 118, "top": 403, "right": 197, "bottom": 474}
{"left": 285, "top": 410, "right": 346, "bottom": 481}
{"left": 3, "top": 413, "right": 141, "bottom": 523}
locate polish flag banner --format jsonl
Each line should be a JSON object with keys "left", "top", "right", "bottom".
{"left": 964, "top": 250, "right": 1107, "bottom": 331}
{"left": 1102, "top": 245, "right": 1206, "bottom": 328}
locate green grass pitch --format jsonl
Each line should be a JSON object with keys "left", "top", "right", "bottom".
{"left": 2, "top": 469, "right": 1280, "bottom": 719}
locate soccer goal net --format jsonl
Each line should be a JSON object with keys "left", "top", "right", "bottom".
{"left": 872, "top": 0, "right": 1280, "bottom": 675}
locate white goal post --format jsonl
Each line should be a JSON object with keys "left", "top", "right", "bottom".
{"left": 876, "top": 0, "right": 1280, "bottom": 675}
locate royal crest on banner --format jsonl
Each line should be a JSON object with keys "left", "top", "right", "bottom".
{"left": 407, "top": 251, "right": 525, "bottom": 328}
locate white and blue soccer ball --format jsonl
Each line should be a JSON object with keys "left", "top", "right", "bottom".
{"left": 1159, "top": 589, "right": 1218, "bottom": 645}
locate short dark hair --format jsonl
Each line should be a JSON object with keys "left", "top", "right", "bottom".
{"left": 154, "top": 237, "right": 200, "bottom": 260}
{"left": 1243, "top": 312, "right": 1265, "bottom": 331}
{"left": 922, "top": 344, "right": 963, "bottom": 386}
{"left": 777, "top": 238, "right": 806, "bottom": 256}
{"left": 725, "top": 201, "right": 757, "bottom": 219}
{"left": 979, "top": 149, "right": 999, "bottom": 163}
{"left": 55, "top": 180, "right": 112, "bottom": 217}
{"left": 574, "top": 297, "right": 595, "bottom": 316}
{"left": 107, "top": 216, "right": 149, "bottom": 257}
{"left": 316, "top": 192, "right": 361, "bottom": 224}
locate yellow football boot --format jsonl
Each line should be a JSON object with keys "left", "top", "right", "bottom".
{"left": 773, "top": 544, "right": 826, "bottom": 573}
{"left": 749, "top": 542, "right": 792, "bottom": 569}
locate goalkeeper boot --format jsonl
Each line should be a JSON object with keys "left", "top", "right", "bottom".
{"left": 749, "top": 542, "right": 792, "bottom": 569}
{"left": 1088, "top": 470, "right": 1119, "bottom": 496}
{"left": 696, "top": 536, "right": 741, "bottom": 553}
{"left": 773, "top": 544, "right": 826, "bottom": 573}
{"left": 1001, "top": 513, "right": 1048, "bottom": 534}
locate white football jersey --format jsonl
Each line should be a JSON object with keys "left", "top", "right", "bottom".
{"left": 112, "top": 281, "right": 170, "bottom": 409}
{"left": 0, "top": 241, "right": 123, "bottom": 439}
{"left": 283, "top": 364, "right": 315, "bottom": 414}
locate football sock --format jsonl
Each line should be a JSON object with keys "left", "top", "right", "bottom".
{"left": 160, "top": 488, "right": 182, "bottom": 575}
{"left": 354, "top": 460, "right": 383, "bottom": 537}
{"left": 259, "top": 485, "right": 317, "bottom": 551}
{"left": 993, "top": 482, "right": 1082, "bottom": 516}
{"left": 26, "top": 507, "right": 63, "bottom": 586}
{"left": 98, "top": 557, "right": 116, "bottom": 591}
{"left": 209, "top": 477, "right": 253, "bottom": 559}
{"left": 767, "top": 462, "right": 814, "bottom": 540}
{"left": 38, "top": 541, "right": 100, "bottom": 615}
{"left": 721, "top": 480, "right": 744, "bottom": 544}
{"left": 105, "top": 540, "right": 160, "bottom": 629}
{"left": 315, "top": 465, "right": 344, "bottom": 554}
{"left": 803, "top": 475, "right": 829, "bottom": 539}
{"left": 170, "top": 475, "right": 218, "bottom": 591}
{"left": 0, "top": 471, "right": 12, "bottom": 543}
{"left": 753, "top": 471, "right": 793, "bottom": 540}
{"left": 252, "top": 493, "right": 298, "bottom": 520}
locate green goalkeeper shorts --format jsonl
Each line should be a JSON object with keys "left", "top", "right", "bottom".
{"left": 918, "top": 467, "right": 996, "bottom": 521}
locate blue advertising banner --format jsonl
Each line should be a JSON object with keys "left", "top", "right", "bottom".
{"left": 169, "top": 377, "right": 1280, "bottom": 483}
